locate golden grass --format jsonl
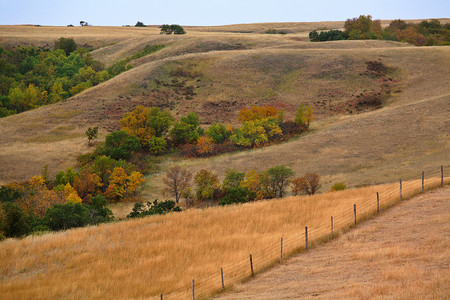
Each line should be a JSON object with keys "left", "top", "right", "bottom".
{"left": 0, "top": 175, "right": 447, "bottom": 299}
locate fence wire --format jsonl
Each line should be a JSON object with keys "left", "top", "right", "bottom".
{"left": 157, "top": 166, "right": 447, "bottom": 300}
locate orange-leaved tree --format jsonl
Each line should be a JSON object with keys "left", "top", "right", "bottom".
{"left": 238, "top": 105, "right": 278, "bottom": 123}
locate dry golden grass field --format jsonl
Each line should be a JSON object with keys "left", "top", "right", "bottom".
{"left": 0, "top": 20, "right": 449, "bottom": 299}
{"left": 0, "top": 172, "right": 447, "bottom": 299}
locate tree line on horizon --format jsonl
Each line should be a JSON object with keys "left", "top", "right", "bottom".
{"left": 309, "top": 15, "right": 449, "bottom": 46}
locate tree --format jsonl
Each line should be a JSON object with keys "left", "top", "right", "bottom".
{"left": 160, "top": 24, "right": 186, "bottom": 35}
{"left": 218, "top": 187, "right": 256, "bottom": 206}
{"left": 206, "top": 123, "right": 230, "bottom": 144}
{"left": 238, "top": 105, "right": 278, "bottom": 123}
{"left": 291, "top": 173, "right": 321, "bottom": 195}
{"left": 127, "top": 200, "right": 181, "bottom": 218}
{"left": 262, "top": 165, "right": 295, "bottom": 198}
{"left": 222, "top": 169, "right": 245, "bottom": 190}
{"left": 1, "top": 202, "right": 29, "bottom": 237}
{"left": 73, "top": 169, "right": 102, "bottom": 203}
{"left": 196, "top": 136, "right": 214, "bottom": 155}
{"left": 102, "top": 130, "right": 141, "bottom": 160}
{"left": 80, "top": 21, "right": 89, "bottom": 26}
{"left": 169, "top": 112, "right": 202, "bottom": 145}
{"left": 44, "top": 202, "right": 89, "bottom": 231}
{"left": 148, "top": 136, "right": 167, "bottom": 155}
{"left": 120, "top": 105, "right": 155, "bottom": 145}
{"left": 294, "top": 104, "right": 313, "bottom": 128}
{"left": 135, "top": 21, "right": 145, "bottom": 27}
{"left": 85, "top": 126, "right": 98, "bottom": 146}
{"left": 194, "top": 169, "right": 219, "bottom": 202}
{"left": 162, "top": 166, "right": 192, "bottom": 203}
{"left": 54, "top": 37, "right": 77, "bottom": 56}
{"left": 148, "top": 107, "right": 174, "bottom": 137}
{"left": 231, "top": 118, "right": 282, "bottom": 147}
{"left": 240, "top": 169, "right": 265, "bottom": 200}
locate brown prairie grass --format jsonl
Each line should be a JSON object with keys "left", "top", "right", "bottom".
{"left": 0, "top": 176, "right": 447, "bottom": 299}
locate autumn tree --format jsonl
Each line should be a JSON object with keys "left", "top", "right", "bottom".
{"left": 104, "top": 167, "right": 145, "bottom": 202}
{"left": 238, "top": 105, "right": 278, "bottom": 123}
{"left": 120, "top": 105, "right": 155, "bottom": 145}
{"left": 240, "top": 169, "right": 265, "bottom": 200}
{"left": 261, "top": 165, "right": 295, "bottom": 198}
{"left": 294, "top": 104, "right": 314, "bottom": 128}
{"left": 162, "top": 166, "right": 192, "bottom": 203}
{"left": 194, "top": 169, "right": 220, "bottom": 202}
{"left": 231, "top": 118, "right": 282, "bottom": 147}
{"left": 344, "top": 15, "right": 381, "bottom": 39}
{"left": 196, "top": 136, "right": 214, "bottom": 155}
{"left": 73, "top": 169, "right": 102, "bottom": 202}
{"left": 291, "top": 173, "right": 321, "bottom": 195}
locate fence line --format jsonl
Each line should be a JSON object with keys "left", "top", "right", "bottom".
{"left": 155, "top": 166, "right": 448, "bottom": 300}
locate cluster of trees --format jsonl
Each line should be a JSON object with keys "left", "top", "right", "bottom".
{"left": 309, "top": 15, "right": 449, "bottom": 46}
{"left": 160, "top": 24, "right": 186, "bottom": 35}
{"left": 0, "top": 38, "right": 109, "bottom": 117}
{"left": 0, "top": 154, "right": 146, "bottom": 239}
{"left": 162, "top": 165, "right": 322, "bottom": 207}
{"left": 95, "top": 104, "right": 312, "bottom": 161}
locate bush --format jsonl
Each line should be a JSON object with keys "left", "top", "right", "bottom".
{"left": 148, "top": 136, "right": 167, "bottom": 155}
{"left": 135, "top": 21, "right": 145, "bottom": 27}
{"left": 44, "top": 202, "right": 89, "bottom": 231}
{"left": 206, "top": 123, "right": 230, "bottom": 144}
{"left": 101, "top": 130, "right": 142, "bottom": 160}
{"left": 219, "top": 187, "right": 256, "bottom": 206}
{"left": 160, "top": 24, "right": 186, "bottom": 35}
{"left": 331, "top": 182, "right": 347, "bottom": 191}
{"left": 309, "top": 30, "right": 345, "bottom": 42}
{"left": 127, "top": 200, "right": 181, "bottom": 218}
{"left": 1, "top": 202, "right": 30, "bottom": 237}
{"left": 292, "top": 173, "right": 321, "bottom": 195}
{"left": 54, "top": 37, "right": 77, "bottom": 55}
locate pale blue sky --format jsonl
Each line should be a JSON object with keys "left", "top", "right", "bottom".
{"left": 0, "top": 0, "right": 449, "bottom": 26}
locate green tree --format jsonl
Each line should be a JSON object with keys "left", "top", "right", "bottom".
{"left": 218, "top": 187, "right": 256, "bottom": 206}
{"left": 135, "top": 21, "right": 145, "bottom": 27}
{"left": 222, "top": 169, "right": 245, "bottom": 190}
{"left": 102, "top": 130, "right": 141, "bottom": 160}
{"left": 148, "top": 136, "right": 167, "bottom": 155}
{"left": 170, "top": 112, "right": 202, "bottom": 145}
{"left": 206, "top": 123, "right": 230, "bottom": 144}
{"left": 85, "top": 126, "right": 98, "bottom": 146}
{"left": 44, "top": 202, "right": 89, "bottom": 231}
{"left": 1, "top": 202, "right": 30, "bottom": 237}
{"left": 262, "top": 165, "right": 295, "bottom": 198}
{"left": 54, "top": 37, "right": 77, "bottom": 56}
{"left": 148, "top": 107, "right": 174, "bottom": 137}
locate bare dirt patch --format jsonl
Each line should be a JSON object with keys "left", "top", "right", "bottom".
{"left": 216, "top": 187, "right": 450, "bottom": 299}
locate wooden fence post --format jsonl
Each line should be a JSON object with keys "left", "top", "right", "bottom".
{"left": 353, "top": 204, "right": 356, "bottom": 227}
{"left": 305, "top": 227, "right": 308, "bottom": 251}
{"left": 442, "top": 165, "right": 444, "bottom": 187}
{"left": 161, "top": 294, "right": 163, "bottom": 300}
{"left": 280, "top": 237, "right": 283, "bottom": 264}
{"left": 221, "top": 267, "right": 224, "bottom": 293}
{"left": 330, "top": 216, "right": 333, "bottom": 240}
{"left": 192, "top": 279, "right": 195, "bottom": 300}
{"left": 377, "top": 192, "right": 379, "bottom": 213}
{"left": 400, "top": 179, "right": 402, "bottom": 201}
{"left": 422, "top": 171, "right": 424, "bottom": 192}
{"left": 250, "top": 254, "right": 254, "bottom": 276}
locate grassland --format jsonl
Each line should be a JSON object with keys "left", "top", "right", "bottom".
{"left": 217, "top": 186, "right": 450, "bottom": 300}
{"left": 0, "top": 23, "right": 449, "bottom": 190}
{"left": 0, "top": 173, "right": 447, "bottom": 299}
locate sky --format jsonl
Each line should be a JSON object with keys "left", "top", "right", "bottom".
{"left": 0, "top": 0, "right": 449, "bottom": 26}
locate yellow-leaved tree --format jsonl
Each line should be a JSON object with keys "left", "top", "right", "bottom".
{"left": 64, "top": 183, "right": 82, "bottom": 203}
{"left": 119, "top": 105, "right": 155, "bottom": 144}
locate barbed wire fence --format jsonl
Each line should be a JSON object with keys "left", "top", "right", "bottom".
{"left": 153, "top": 165, "right": 447, "bottom": 300}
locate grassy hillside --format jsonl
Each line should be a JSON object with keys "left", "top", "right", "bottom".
{"left": 0, "top": 23, "right": 448, "bottom": 195}
{"left": 0, "top": 176, "right": 447, "bottom": 299}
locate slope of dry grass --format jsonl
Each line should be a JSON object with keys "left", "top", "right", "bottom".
{"left": 0, "top": 175, "right": 447, "bottom": 299}
{"left": 216, "top": 186, "right": 450, "bottom": 300}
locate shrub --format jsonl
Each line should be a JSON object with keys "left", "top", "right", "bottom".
{"left": 44, "top": 202, "right": 89, "bottom": 231}
{"left": 102, "top": 130, "right": 141, "bottom": 160}
{"left": 194, "top": 169, "right": 220, "bottom": 202}
{"left": 54, "top": 37, "right": 77, "bottom": 55}
{"left": 127, "top": 200, "right": 181, "bottom": 218}
{"left": 160, "top": 24, "right": 186, "bottom": 35}
{"left": 331, "top": 182, "right": 347, "bottom": 191}
{"left": 135, "top": 21, "right": 145, "bottom": 27}
{"left": 222, "top": 169, "right": 245, "bottom": 190}
{"left": 196, "top": 136, "right": 214, "bottom": 155}
{"left": 85, "top": 126, "right": 98, "bottom": 146}
{"left": 206, "top": 123, "right": 230, "bottom": 144}
{"left": 219, "top": 187, "right": 256, "bottom": 206}
{"left": 1, "top": 202, "right": 30, "bottom": 237}
{"left": 292, "top": 173, "right": 321, "bottom": 195}
{"left": 148, "top": 136, "right": 167, "bottom": 155}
